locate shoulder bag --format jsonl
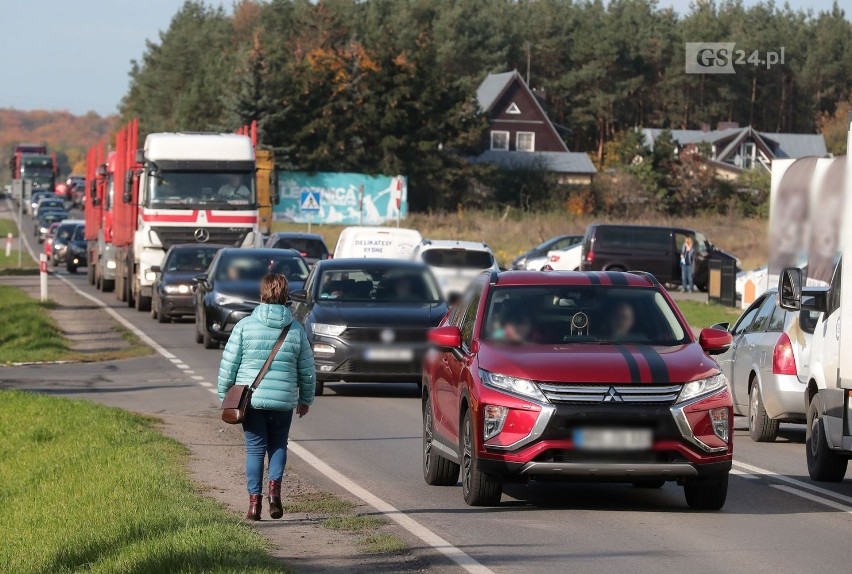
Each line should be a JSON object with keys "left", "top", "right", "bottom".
{"left": 221, "top": 324, "right": 291, "bottom": 424}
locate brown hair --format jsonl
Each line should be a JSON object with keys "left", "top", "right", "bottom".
{"left": 260, "top": 273, "right": 289, "bottom": 304}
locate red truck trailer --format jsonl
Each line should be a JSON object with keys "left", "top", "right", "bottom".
{"left": 84, "top": 142, "right": 118, "bottom": 291}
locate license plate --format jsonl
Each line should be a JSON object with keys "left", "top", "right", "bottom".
{"left": 573, "top": 428, "right": 652, "bottom": 451}
{"left": 364, "top": 348, "right": 414, "bottom": 362}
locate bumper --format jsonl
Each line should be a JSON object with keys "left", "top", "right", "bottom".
{"left": 761, "top": 374, "right": 807, "bottom": 421}
{"left": 205, "top": 303, "right": 255, "bottom": 341}
{"left": 160, "top": 294, "right": 195, "bottom": 317}
{"left": 313, "top": 334, "right": 427, "bottom": 382}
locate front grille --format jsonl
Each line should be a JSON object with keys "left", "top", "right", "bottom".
{"left": 150, "top": 227, "right": 249, "bottom": 250}
{"left": 538, "top": 383, "right": 681, "bottom": 405}
{"left": 340, "top": 327, "right": 427, "bottom": 344}
{"left": 535, "top": 449, "right": 685, "bottom": 464}
{"left": 336, "top": 359, "right": 420, "bottom": 375}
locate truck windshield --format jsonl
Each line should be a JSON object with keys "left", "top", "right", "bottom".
{"left": 148, "top": 170, "right": 256, "bottom": 210}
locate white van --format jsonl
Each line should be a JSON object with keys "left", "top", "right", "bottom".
{"left": 412, "top": 239, "right": 499, "bottom": 299}
{"left": 332, "top": 226, "right": 422, "bottom": 260}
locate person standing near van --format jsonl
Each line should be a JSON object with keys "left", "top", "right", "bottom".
{"left": 217, "top": 273, "right": 316, "bottom": 521}
{"left": 680, "top": 236, "right": 696, "bottom": 292}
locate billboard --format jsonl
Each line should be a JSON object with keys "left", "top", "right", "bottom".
{"left": 273, "top": 172, "right": 408, "bottom": 225}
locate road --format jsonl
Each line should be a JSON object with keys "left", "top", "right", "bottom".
{"left": 12, "top": 208, "right": 852, "bottom": 573}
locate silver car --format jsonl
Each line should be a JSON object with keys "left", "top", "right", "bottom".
{"left": 714, "top": 290, "right": 817, "bottom": 442}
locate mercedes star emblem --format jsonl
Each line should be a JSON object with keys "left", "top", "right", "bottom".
{"left": 194, "top": 228, "right": 211, "bottom": 243}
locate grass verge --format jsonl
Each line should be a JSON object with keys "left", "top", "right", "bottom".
{"left": 0, "top": 286, "right": 152, "bottom": 364}
{"left": 675, "top": 300, "right": 742, "bottom": 330}
{"left": 0, "top": 219, "right": 37, "bottom": 270}
{"left": 0, "top": 390, "right": 284, "bottom": 574}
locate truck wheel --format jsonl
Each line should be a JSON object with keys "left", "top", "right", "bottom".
{"left": 102, "top": 279, "right": 114, "bottom": 293}
{"left": 749, "top": 384, "right": 779, "bottom": 442}
{"left": 684, "top": 474, "right": 728, "bottom": 510}
{"left": 135, "top": 288, "right": 151, "bottom": 312}
{"left": 806, "top": 394, "right": 848, "bottom": 482}
{"left": 423, "top": 396, "right": 460, "bottom": 486}
{"left": 460, "top": 410, "right": 502, "bottom": 506}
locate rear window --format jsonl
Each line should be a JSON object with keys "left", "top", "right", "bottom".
{"left": 273, "top": 237, "right": 327, "bottom": 259}
{"left": 596, "top": 227, "right": 669, "bottom": 249}
{"left": 216, "top": 253, "right": 309, "bottom": 283}
{"left": 483, "top": 285, "right": 687, "bottom": 346}
{"left": 422, "top": 248, "right": 494, "bottom": 269}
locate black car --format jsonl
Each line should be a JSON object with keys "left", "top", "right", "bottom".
{"left": 36, "top": 211, "right": 68, "bottom": 243}
{"left": 265, "top": 232, "right": 329, "bottom": 266}
{"left": 151, "top": 244, "right": 225, "bottom": 323}
{"left": 51, "top": 220, "right": 85, "bottom": 266}
{"left": 510, "top": 234, "right": 584, "bottom": 270}
{"left": 66, "top": 225, "right": 87, "bottom": 273}
{"left": 289, "top": 258, "right": 448, "bottom": 395}
{"left": 580, "top": 224, "right": 740, "bottom": 291}
{"left": 193, "top": 248, "right": 309, "bottom": 349}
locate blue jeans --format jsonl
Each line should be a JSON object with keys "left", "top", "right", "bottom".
{"left": 242, "top": 407, "right": 294, "bottom": 495}
{"left": 681, "top": 263, "right": 694, "bottom": 291}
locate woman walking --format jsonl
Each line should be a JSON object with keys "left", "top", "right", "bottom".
{"left": 218, "top": 273, "right": 315, "bottom": 521}
{"left": 680, "top": 236, "right": 696, "bottom": 292}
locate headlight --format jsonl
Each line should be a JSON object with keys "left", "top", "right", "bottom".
{"left": 311, "top": 323, "right": 347, "bottom": 337}
{"left": 164, "top": 284, "right": 191, "bottom": 295}
{"left": 479, "top": 369, "right": 547, "bottom": 403}
{"left": 106, "top": 260, "right": 116, "bottom": 269}
{"left": 214, "top": 293, "right": 244, "bottom": 305}
{"left": 144, "top": 270, "right": 157, "bottom": 282}
{"left": 677, "top": 373, "right": 727, "bottom": 403}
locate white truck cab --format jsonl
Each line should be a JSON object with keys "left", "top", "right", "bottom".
{"left": 778, "top": 116, "right": 852, "bottom": 481}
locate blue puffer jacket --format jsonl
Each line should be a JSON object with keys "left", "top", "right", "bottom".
{"left": 217, "top": 304, "right": 315, "bottom": 410}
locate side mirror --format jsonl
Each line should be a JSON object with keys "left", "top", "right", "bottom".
{"left": 135, "top": 149, "right": 145, "bottom": 164}
{"left": 150, "top": 265, "right": 161, "bottom": 274}
{"left": 192, "top": 274, "right": 208, "bottom": 286}
{"left": 96, "top": 163, "right": 107, "bottom": 177}
{"left": 123, "top": 170, "right": 134, "bottom": 203}
{"left": 710, "top": 322, "right": 730, "bottom": 332}
{"left": 428, "top": 325, "right": 462, "bottom": 349}
{"left": 698, "top": 327, "right": 733, "bottom": 355}
{"left": 779, "top": 267, "right": 802, "bottom": 310}
{"left": 290, "top": 289, "right": 307, "bottom": 303}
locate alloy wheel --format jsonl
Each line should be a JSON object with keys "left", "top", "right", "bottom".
{"left": 462, "top": 417, "right": 472, "bottom": 495}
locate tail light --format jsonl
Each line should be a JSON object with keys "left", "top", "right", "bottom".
{"left": 585, "top": 250, "right": 595, "bottom": 264}
{"left": 550, "top": 254, "right": 560, "bottom": 262}
{"left": 772, "top": 332, "right": 797, "bottom": 375}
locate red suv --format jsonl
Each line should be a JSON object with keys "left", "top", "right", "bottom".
{"left": 422, "top": 270, "right": 734, "bottom": 509}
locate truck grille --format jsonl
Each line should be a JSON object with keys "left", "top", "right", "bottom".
{"left": 150, "top": 227, "right": 249, "bottom": 250}
{"left": 537, "top": 383, "right": 681, "bottom": 405}
{"left": 340, "top": 327, "right": 427, "bottom": 344}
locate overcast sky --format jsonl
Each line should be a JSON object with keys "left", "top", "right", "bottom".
{"left": 0, "top": 0, "right": 845, "bottom": 117}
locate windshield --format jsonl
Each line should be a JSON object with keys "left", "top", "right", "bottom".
{"left": 40, "top": 213, "right": 65, "bottom": 224}
{"left": 317, "top": 267, "right": 441, "bottom": 303}
{"left": 216, "top": 253, "right": 308, "bottom": 283}
{"left": 273, "top": 237, "right": 328, "bottom": 259}
{"left": 148, "top": 170, "right": 256, "bottom": 209}
{"left": 165, "top": 247, "right": 220, "bottom": 272}
{"left": 422, "top": 248, "right": 494, "bottom": 269}
{"left": 483, "top": 285, "right": 687, "bottom": 346}
{"left": 72, "top": 226, "right": 84, "bottom": 241}
{"left": 56, "top": 225, "right": 77, "bottom": 241}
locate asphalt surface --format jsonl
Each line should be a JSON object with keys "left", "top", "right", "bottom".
{"left": 8, "top": 209, "right": 852, "bottom": 573}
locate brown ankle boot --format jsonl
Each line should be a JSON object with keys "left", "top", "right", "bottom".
{"left": 268, "top": 480, "right": 283, "bottom": 519}
{"left": 246, "top": 494, "right": 262, "bottom": 521}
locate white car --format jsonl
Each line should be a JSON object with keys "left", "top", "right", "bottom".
{"left": 546, "top": 243, "right": 583, "bottom": 271}
{"left": 412, "top": 240, "right": 499, "bottom": 299}
{"left": 333, "top": 226, "right": 422, "bottom": 259}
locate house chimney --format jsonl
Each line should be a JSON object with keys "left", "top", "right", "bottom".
{"left": 717, "top": 121, "right": 739, "bottom": 130}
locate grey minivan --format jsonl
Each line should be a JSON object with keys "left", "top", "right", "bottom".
{"left": 714, "top": 290, "right": 817, "bottom": 442}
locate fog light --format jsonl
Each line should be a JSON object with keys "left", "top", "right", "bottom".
{"left": 709, "top": 407, "right": 729, "bottom": 443}
{"left": 483, "top": 405, "right": 508, "bottom": 440}
{"left": 313, "top": 343, "right": 335, "bottom": 356}
{"left": 319, "top": 365, "right": 334, "bottom": 372}
{"left": 212, "top": 322, "right": 222, "bottom": 331}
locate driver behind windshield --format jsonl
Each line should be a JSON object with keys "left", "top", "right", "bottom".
{"left": 604, "top": 301, "right": 637, "bottom": 339}
{"left": 217, "top": 174, "right": 251, "bottom": 200}
{"left": 490, "top": 303, "right": 540, "bottom": 343}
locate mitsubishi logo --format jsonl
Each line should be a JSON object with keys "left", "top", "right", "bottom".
{"left": 602, "top": 387, "right": 623, "bottom": 402}
{"left": 193, "top": 228, "right": 211, "bottom": 243}
{"left": 380, "top": 329, "right": 396, "bottom": 343}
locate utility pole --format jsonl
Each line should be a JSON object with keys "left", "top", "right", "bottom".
{"left": 526, "top": 42, "right": 531, "bottom": 85}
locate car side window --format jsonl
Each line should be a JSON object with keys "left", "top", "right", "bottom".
{"left": 461, "top": 286, "right": 482, "bottom": 349}
{"left": 767, "top": 301, "right": 786, "bottom": 332}
{"left": 731, "top": 297, "right": 764, "bottom": 336}
{"left": 827, "top": 260, "right": 842, "bottom": 316}
{"left": 747, "top": 296, "right": 777, "bottom": 333}
{"left": 304, "top": 267, "right": 316, "bottom": 299}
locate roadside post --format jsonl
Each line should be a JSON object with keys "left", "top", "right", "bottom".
{"left": 358, "top": 184, "right": 364, "bottom": 227}
{"left": 5, "top": 233, "right": 11, "bottom": 257}
{"left": 299, "top": 189, "right": 321, "bottom": 234}
{"left": 18, "top": 180, "right": 28, "bottom": 268}
{"left": 39, "top": 254, "right": 48, "bottom": 301}
{"left": 393, "top": 176, "right": 403, "bottom": 228}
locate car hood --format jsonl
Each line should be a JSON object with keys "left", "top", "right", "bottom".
{"left": 312, "top": 302, "right": 447, "bottom": 328}
{"left": 162, "top": 271, "right": 200, "bottom": 285}
{"left": 477, "top": 341, "right": 719, "bottom": 384}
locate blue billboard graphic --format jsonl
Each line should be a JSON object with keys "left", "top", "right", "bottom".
{"left": 274, "top": 172, "right": 408, "bottom": 225}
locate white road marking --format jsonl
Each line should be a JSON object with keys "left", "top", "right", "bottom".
{"left": 287, "top": 441, "right": 495, "bottom": 574}
{"left": 185, "top": 370, "right": 195, "bottom": 375}
{"left": 191, "top": 375, "right": 205, "bottom": 381}
{"left": 730, "top": 469, "right": 759, "bottom": 480}
{"left": 176, "top": 364, "right": 190, "bottom": 370}
{"left": 199, "top": 382, "right": 212, "bottom": 387}
{"left": 770, "top": 485, "right": 852, "bottom": 514}
{"left": 734, "top": 460, "right": 852, "bottom": 506}
{"left": 207, "top": 388, "right": 218, "bottom": 395}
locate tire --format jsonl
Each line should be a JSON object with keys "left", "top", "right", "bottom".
{"left": 156, "top": 304, "right": 169, "bottom": 324}
{"left": 67, "top": 264, "right": 77, "bottom": 274}
{"left": 460, "top": 410, "right": 502, "bottom": 506}
{"left": 749, "top": 383, "right": 779, "bottom": 442}
{"left": 805, "top": 394, "right": 848, "bottom": 482}
{"left": 87, "top": 263, "right": 95, "bottom": 285}
{"left": 315, "top": 380, "right": 325, "bottom": 396}
{"left": 632, "top": 479, "right": 666, "bottom": 489}
{"left": 102, "top": 279, "right": 114, "bottom": 293}
{"left": 202, "top": 328, "right": 219, "bottom": 349}
{"left": 135, "top": 290, "right": 151, "bottom": 312}
{"left": 423, "top": 396, "right": 460, "bottom": 486}
{"left": 194, "top": 322, "right": 204, "bottom": 344}
{"left": 684, "top": 474, "right": 729, "bottom": 510}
